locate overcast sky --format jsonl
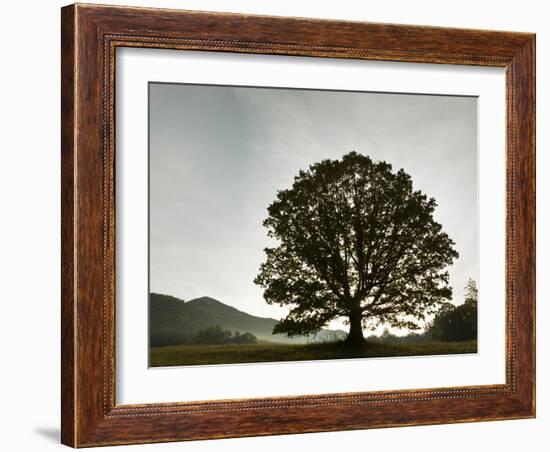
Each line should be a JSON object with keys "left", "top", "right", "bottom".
{"left": 149, "top": 82, "right": 478, "bottom": 332}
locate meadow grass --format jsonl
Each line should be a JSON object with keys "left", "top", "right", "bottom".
{"left": 150, "top": 340, "right": 477, "bottom": 367}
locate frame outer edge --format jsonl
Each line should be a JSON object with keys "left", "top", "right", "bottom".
{"left": 531, "top": 35, "right": 536, "bottom": 417}
{"left": 61, "top": 3, "right": 77, "bottom": 448}
{"left": 514, "top": 35, "right": 536, "bottom": 416}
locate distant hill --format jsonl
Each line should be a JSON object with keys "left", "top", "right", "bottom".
{"left": 150, "top": 293, "right": 346, "bottom": 347}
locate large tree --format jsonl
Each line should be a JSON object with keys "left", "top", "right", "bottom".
{"left": 254, "top": 152, "right": 459, "bottom": 345}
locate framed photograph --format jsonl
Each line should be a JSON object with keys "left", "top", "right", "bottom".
{"left": 61, "top": 3, "right": 535, "bottom": 447}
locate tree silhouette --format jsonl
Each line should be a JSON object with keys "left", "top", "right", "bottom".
{"left": 194, "top": 326, "right": 258, "bottom": 345}
{"left": 463, "top": 278, "right": 478, "bottom": 307}
{"left": 255, "top": 152, "right": 459, "bottom": 345}
{"left": 428, "top": 278, "right": 477, "bottom": 341}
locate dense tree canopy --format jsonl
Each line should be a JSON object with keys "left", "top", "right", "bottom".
{"left": 255, "top": 152, "right": 459, "bottom": 344}
{"left": 195, "top": 325, "right": 258, "bottom": 345}
{"left": 428, "top": 278, "right": 478, "bottom": 342}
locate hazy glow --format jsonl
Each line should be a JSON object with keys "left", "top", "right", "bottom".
{"left": 149, "top": 83, "right": 478, "bottom": 332}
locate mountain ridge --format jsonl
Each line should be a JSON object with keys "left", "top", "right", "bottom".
{"left": 150, "top": 293, "right": 346, "bottom": 347}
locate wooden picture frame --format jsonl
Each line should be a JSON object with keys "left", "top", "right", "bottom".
{"left": 61, "top": 3, "right": 535, "bottom": 447}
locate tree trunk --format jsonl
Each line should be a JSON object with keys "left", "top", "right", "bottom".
{"left": 345, "top": 310, "right": 365, "bottom": 346}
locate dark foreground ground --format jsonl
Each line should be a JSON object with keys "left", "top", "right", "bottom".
{"left": 150, "top": 340, "right": 477, "bottom": 367}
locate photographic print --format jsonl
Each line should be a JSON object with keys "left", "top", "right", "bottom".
{"left": 148, "top": 83, "right": 478, "bottom": 368}
{"left": 61, "top": 6, "right": 535, "bottom": 444}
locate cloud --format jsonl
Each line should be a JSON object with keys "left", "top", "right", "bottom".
{"left": 149, "top": 83, "right": 478, "bottom": 322}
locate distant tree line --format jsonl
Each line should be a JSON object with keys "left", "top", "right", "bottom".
{"left": 368, "top": 279, "right": 478, "bottom": 344}
{"left": 428, "top": 278, "right": 477, "bottom": 341}
{"left": 194, "top": 325, "right": 258, "bottom": 345}
{"left": 150, "top": 325, "right": 258, "bottom": 347}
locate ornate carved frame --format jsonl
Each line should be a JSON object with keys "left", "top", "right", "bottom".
{"left": 61, "top": 3, "right": 535, "bottom": 447}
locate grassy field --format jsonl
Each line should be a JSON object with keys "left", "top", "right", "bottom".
{"left": 150, "top": 340, "right": 477, "bottom": 367}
